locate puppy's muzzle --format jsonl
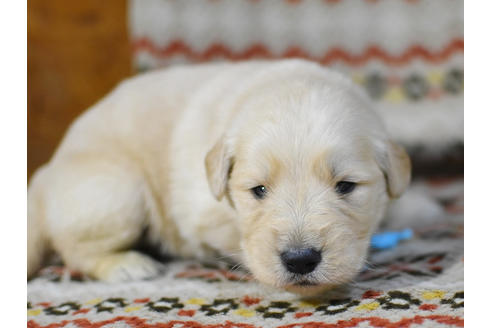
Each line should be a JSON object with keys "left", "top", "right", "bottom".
{"left": 280, "top": 248, "right": 321, "bottom": 274}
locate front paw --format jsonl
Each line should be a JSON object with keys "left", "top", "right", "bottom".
{"left": 93, "top": 251, "right": 165, "bottom": 282}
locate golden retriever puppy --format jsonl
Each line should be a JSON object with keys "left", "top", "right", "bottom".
{"left": 27, "top": 59, "right": 410, "bottom": 294}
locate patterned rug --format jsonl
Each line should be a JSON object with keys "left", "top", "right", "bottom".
{"left": 27, "top": 178, "right": 464, "bottom": 327}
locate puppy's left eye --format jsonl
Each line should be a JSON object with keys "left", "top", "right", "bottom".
{"left": 251, "top": 185, "right": 267, "bottom": 199}
{"left": 335, "top": 181, "right": 356, "bottom": 194}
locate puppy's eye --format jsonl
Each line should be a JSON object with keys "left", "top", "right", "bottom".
{"left": 335, "top": 181, "right": 356, "bottom": 194}
{"left": 251, "top": 185, "right": 267, "bottom": 199}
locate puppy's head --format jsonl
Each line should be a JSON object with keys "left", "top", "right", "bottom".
{"left": 205, "top": 71, "right": 410, "bottom": 295}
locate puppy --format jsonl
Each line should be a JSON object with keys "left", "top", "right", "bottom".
{"left": 27, "top": 59, "right": 410, "bottom": 294}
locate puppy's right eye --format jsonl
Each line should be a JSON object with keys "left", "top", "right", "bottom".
{"left": 335, "top": 181, "right": 356, "bottom": 194}
{"left": 251, "top": 185, "right": 267, "bottom": 199}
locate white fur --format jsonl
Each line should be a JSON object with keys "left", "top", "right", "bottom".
{"left": 27, "top": 60, "right": 410, "bottom": 294}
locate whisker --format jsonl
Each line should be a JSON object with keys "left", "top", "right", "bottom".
{"left": 213, "top": 249, "right": 243, "bottom": 261}
{"left": 228, "top": 262, "right": 244, "bottom": 273}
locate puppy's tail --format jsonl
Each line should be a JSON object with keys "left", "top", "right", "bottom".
{"left": 27, "top": 166, "right": 50, "bottom": 279}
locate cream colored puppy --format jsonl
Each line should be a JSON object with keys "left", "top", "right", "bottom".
{"left": 28, "top": 60, "right": 410, "bottom": 294}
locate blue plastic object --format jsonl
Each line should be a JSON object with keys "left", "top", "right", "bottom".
{"left": 370, "top": 228, "right": 413, "bottom": 250}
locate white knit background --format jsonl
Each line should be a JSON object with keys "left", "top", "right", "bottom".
{"left": 129, "top": 0, "right": 464, "bottom": 150}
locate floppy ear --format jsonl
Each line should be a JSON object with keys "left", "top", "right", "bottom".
{"left": 205, "top": 137, "right": 233, "bottom": 201}
{"left": 375, "top": 140, "right": 412, "bottom": 198}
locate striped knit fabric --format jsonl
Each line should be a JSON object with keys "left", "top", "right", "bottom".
{"left": 129, "top": 0, "right": 464, "bottom": 152}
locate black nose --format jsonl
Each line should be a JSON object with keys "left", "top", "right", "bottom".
{"left": 280, "top": 248, "right": 321, "bottom": 274}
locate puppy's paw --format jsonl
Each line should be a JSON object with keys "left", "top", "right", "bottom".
{"left": 93, "top": 251, "right": 165, "bottom": 283}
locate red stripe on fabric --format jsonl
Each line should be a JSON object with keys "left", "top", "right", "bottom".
{"left": 28, "top": 314, "right": 464, "bottom": 328}
{"left": 278, "top": 315, "right": 464, "bottom": 328}
{"left": 132, "top": 38, "right": 463, "bottom": 67}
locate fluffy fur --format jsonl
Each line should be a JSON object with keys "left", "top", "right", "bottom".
{"left": 27, "top": 60, "right": 410, "bottom": 294}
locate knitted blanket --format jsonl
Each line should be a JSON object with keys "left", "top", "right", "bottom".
{"left": 27, "top": 177, "right": 464, "bottom": 327}
{"left": 129, "top": 0, "right": 464, "bottom": 152}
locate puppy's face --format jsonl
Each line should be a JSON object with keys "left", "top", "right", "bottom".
{"left": 206, "top": 80, "right": 410, "bottom": 294}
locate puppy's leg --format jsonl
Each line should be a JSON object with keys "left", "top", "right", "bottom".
{"left": 44, "top": 157, "right": 163, "bottom": 282}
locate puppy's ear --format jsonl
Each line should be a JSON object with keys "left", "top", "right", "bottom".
{"left": 205, "top": 136, "right": 233, "bottom": 201}
{"left": 375, "top": 140, "right": 411, "bottom": 198}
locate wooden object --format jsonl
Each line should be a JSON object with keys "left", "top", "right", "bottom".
{"left": 28, "top": 0, "right": 132, "bottom": 179}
